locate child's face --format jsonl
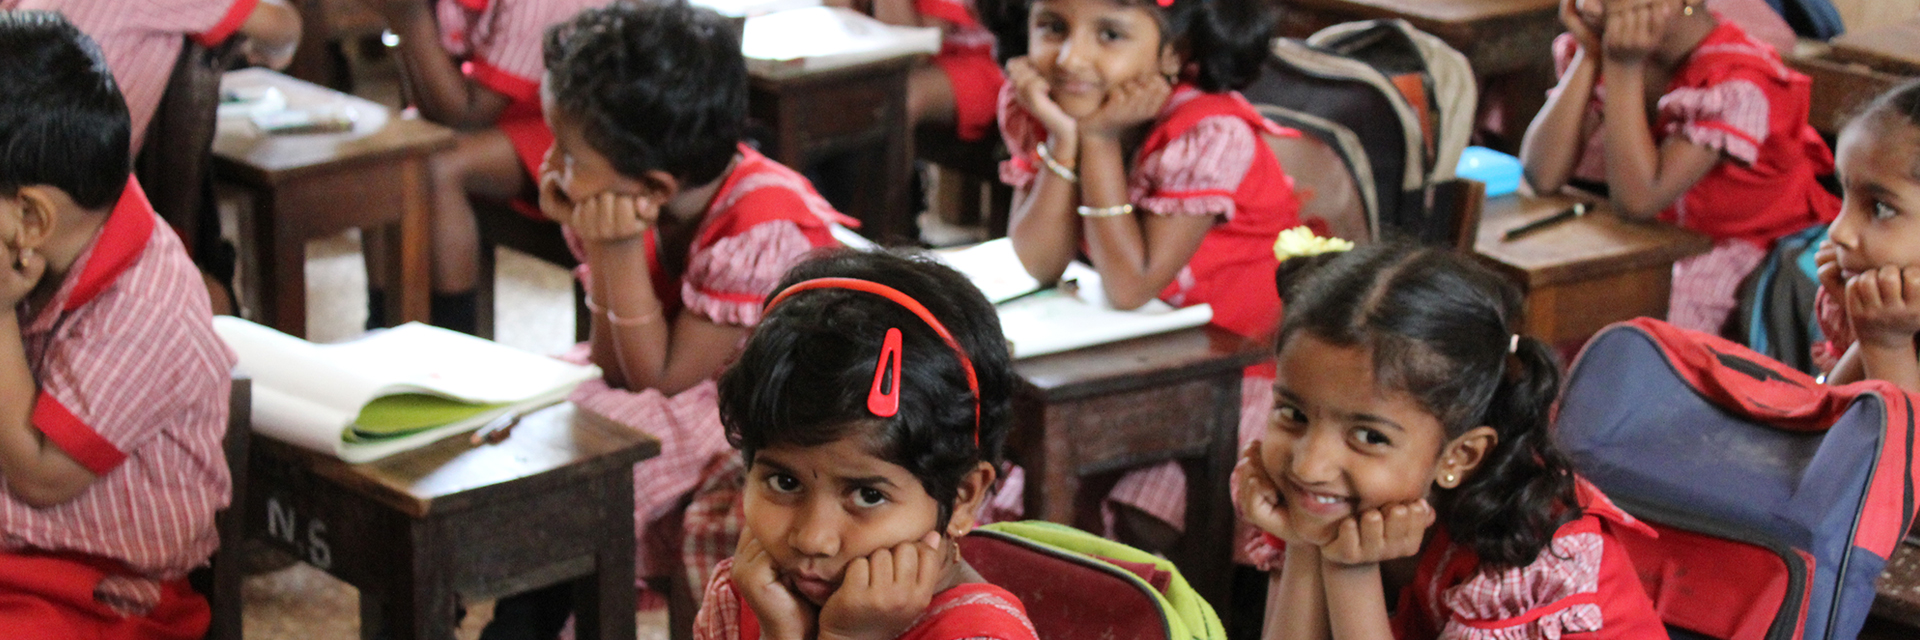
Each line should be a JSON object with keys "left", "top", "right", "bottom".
{"left": 1256, "top": 333, "right": 1451, "bottom": 544}
{"left": 1828, "top": 120, "right": 1920, "bottom": 277}
{"left": 538, "top": 79, "right": 639, "bottom": 208}
{"left": 1025, "top": 0, "right": 1178, "bottom": 119}
{"left": 741, "top": 434, "right": 949, "bottom": 606}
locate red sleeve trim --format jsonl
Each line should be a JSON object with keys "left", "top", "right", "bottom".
{"left": 467, "top": 60, "right": 542, "bottom": 106}
{"left": 191, "top": 0, "right": 262, "bottom": 48}
{"left": 32, "top": 393, "right": 127, "bottom": 475}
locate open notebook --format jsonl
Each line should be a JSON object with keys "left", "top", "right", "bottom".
{"left": 935, "top": 239, "right": 1214, "bottom": 358}
{"left": 741, "top": 7, "right": 940, "bottom": 78}
{"left": 214, "top": 317, "right": 600, "bottom": 462}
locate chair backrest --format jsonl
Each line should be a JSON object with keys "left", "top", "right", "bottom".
{"left": 135, "top": 37, "right": 240, "bottom": 258}
{"left": 1556, "top": 319, "right": 1920, "bottom": 640}
{"left": 959, "top": 521, "right": 1224, "bottom": 640}
{"left": 191, "top": 373, "right": 249, "bottom": 640}
{"left": 1260, "top": 127, "right": 1369, "bottom": 244}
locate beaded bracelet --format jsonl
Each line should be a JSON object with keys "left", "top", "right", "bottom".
{"left": 1076, "top": 203, "right": 1134, "bottom": 218}
{"left": 1036, "top": 141, "right": 1078, "bottom": 184}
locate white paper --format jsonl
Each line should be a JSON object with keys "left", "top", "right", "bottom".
{"left": 742, "top": 7, "right": 940, "bottom": 77}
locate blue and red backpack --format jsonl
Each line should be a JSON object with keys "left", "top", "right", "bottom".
{"left": 1556, "top": 318, "right": 1919, "bottom": 640}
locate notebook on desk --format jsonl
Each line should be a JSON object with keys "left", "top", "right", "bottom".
{"left": 741, "top": 7, "right": 940, "bottom": 78}
{"left": 935, "top": 239, "right": 1214, "bottom": 359}
{"left": 214, "top": 317, "right": 600, "bottom": 463}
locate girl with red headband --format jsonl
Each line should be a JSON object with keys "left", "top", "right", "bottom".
{"left": 695, "top": 249, "right": 1036, "bottom": 640}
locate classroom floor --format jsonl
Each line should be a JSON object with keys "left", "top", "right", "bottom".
{"left": 237, "top": 235, "right": 669, "bottom": 639}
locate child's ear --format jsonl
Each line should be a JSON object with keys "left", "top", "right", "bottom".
{"left": 635, "top": 169, "right": 681, "bottom": 202}
{"left": 7, "top": 186, "right": 62, "bottom": 251}
{"left": 944, "top": 461, "right": 999, "bottom": 537}
{"left": 1158, "top": 41, "right": 1183, "bottom": 79}
{"left": 1433, "top": 426, "right": 1499, "bottom": 489}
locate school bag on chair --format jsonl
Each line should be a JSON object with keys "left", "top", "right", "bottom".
{"left": 1555, "top": 318, "right": 1919, "bottom": 640}
{"left": 1241, "top": 19, "right": 1475, "bottom": 245}
{"left": 959, "top": 521, "right": 1225, "bottom": 640}
{"left": 1728, "top": 224, "right": 1828, "bottom": 374}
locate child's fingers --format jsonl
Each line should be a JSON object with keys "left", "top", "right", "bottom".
{"left": 1849, "top": 270, "right": 1885, "bottom": 311}
{"left": 1358, "top": 509, "right": 1386, "bottom": 557}
{"left": 844, "top": 556, "right": 872, "bottom": 591}
{"left": 867, "top": 547, "right": 895, "bottom": 588}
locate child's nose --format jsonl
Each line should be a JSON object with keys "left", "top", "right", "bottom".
{"left": 1827, "top": 204, "right": 1862, "bottom": 249}
{"left": 787, "top": 500, "right": 842, "bottom": 558}
{"left": 1288, "top": 429, "right": 1342, "bottom": 485}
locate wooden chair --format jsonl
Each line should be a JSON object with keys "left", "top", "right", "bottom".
{"left": 135, "top": 37, "right": 241, "bottom": 263}
{"left": 1785, "top": 53, "right": 1906, "bottom": 138}
{"left": 472, "top": 201, "right": 590, "bottom": 341}
{"left": 915, "top": 125, "right": 1013, "bottom": 239}
{"left": 1263, "top": 132, "right": 1370, "bottom": 244}
{"left": 189, "top": 374, "right": 251, "bottom": 640}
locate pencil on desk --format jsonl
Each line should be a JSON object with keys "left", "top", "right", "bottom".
{"left": 1503, "top": 202, "right": 1588, "bottom": 241}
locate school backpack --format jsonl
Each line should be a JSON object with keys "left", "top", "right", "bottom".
{"left": 1556, "top": 318, "right": 1919, "bottom": 640}
{"left": 1728, "top": 224, "right": 1828, "bottom": 374}
{"left": 1241, "top": 19, "right": 1476, "bottom": 245}
{"left": 959, "top": 520, "right": 1225, "bottom": 640}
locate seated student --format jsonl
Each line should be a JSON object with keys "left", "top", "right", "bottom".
{"left": 1238, "top": 244, "right": 1666, "bottom": 640}
{"left": 1519, "top": 0, "right": 1839, "bottom": 335}
{"left": 998, "top": 0, "right": 1299, "bottom": 545}
{"left": 0, "top": 11, "right": 236, "bottom": 640}
{"left": 0, "top": 0, "right": 300, "bottom": 155}
{"left": 697, "top": 248, "right": 1037, "bottom": 640}
{"left": 1814, "top": 79, "right": 1920, "bottom": 395}
{"left": 352, "top": 0, "right": 600, "bottom": 334}
{"left": 477, "top": 2, "right": 852, "bottom": 637}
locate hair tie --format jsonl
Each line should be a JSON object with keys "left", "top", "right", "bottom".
{"left": 764, "top": 278, "right": 982, "bottom": 447}
{"left": 1509, "top": 334, "right": 1520, "bottom": 354}
{"left": 1156, "top": 0, "right": 1173, "bottom": 7}
{"left": 1273, "top": 226, "right": 1353, "bottom": 263}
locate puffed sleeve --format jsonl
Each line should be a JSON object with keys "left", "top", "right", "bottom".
{"left": 1131, "top": 115, "right": 1257, "bottom": 218}
{"left": 1812, "top": 284, "right": 1851, "bottom": 373}
{"left": 693, "top": 558, "right": 745, "bottom": 640}
{"left": 1658, "top": 76, "right": 1772, "bottom": 165}
{"left": 681, "top": 219, "right": 817, "bottom": 327}
{"left": 1436, "top": 533, "right": 1609, "bottom": 640}
{"left": 998, "top": 83, "right": 1044, "bottom": 189}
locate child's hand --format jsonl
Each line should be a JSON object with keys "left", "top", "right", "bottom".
{"left": 0, "top": 243, "right": 45, "bottom": 309}
{"left": 1601, "top": 0, "right": 1673, "bottom": 66}
{"left": 1080, "top": 73, "right": 1171, "bottom": 141}
{"left": 817, "top": 531, "right": 951, "bottom": 640}
{"left": 1815, "top": 240, "right": 1845, "bottom": 296}
{"left": 536, "top": 161, "right": 576, "bottom": 225}
{"left": 731, "top": 531, "right": 816, "bottom": 640}
{"left": 1559, "top": 0, "right": 1602, "bottom": 54}
{"left": 1006, "top": 57, "right": 1078, "bottom": 146}
{"left": 567, "top": 191, "right": 658, "bottom": 244}
{"left": 1844, "top": 265, "right": 1920, "bottom": 349}
{"left": 1318, "top": 499, "right": 1434, "bottom": 567}
{"left": 1233, "top": 441, "right": 1303, "bottom": 544}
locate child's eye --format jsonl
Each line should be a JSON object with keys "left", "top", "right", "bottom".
{"left": 1099, "top": 27, "right": 1125, "bottom": 42}
{"left": 851, "top": 487, "right": 888, "bottom": 508}
{"left": 765, "top": 473, "right": 802, "bottom": 494}
{"left": 1270, "top": 405, "right": 1307, "bottom": 430}
{"left": 1351, "top": 427, "right": 1392, "bottom": 448}
{"left": 1874, "top": 201, "right": 1899, "bottom": 221}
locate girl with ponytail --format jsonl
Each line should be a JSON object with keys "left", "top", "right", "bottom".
{"left": 1238, "top": 244, "right": 1667, "bottom": 640}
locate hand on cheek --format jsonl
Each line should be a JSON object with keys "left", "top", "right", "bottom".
{"left": 731, "top": 531, "right": 816, "bottom": 640}
{"left": 569, "top": 191, "right": 657, "bottom": 244}
{"left": 1006, "top": 57, "right": 1078, "bottom": 145}
{"left": 1320, "top": 499, "right": 1434, "bottom": 567}
{"left": 1845, "top": 265, "right": 1920, "bottom": 348}
{"left": 1233, "top": 441, "right": 1302, "bottom": 544}
{"left": 818, "top": 530, "right": 951, "bottom": 640}
{"left": 1081, "top": 73, "right": 1170, "bottom": 140}
{"left": 0, "top": 242, "right": 44, "bottom": 309}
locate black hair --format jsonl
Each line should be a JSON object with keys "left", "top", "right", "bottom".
{"left": 1275, "top": 243, "right": 1578, "bottom": 571}
{"left": 543, "top": 0, "right": 746, "bottom": 187}
{"left": 992, "top": 0, "right": 1275, "bottom": 92}
{"left": 718, "top": 249, "right": 1015, "bottom": 528}
{"left": 1842, "top": 77, "right": 1920, "bottom": 178}
{"left": 0, "top": 10, "right": 130, "bottom": 210}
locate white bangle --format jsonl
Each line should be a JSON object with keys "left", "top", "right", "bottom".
{"left": 1036, "top": 141, "right": 1077, "bottom": 184}
{"left": 1076, "top": 203, "right": 1134, "bottom": 218}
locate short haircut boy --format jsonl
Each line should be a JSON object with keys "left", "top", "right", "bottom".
{"left": 0, "top": 10, "right": 130, "bottom": 208}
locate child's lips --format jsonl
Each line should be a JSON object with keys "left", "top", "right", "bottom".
{"left": 1281, "top": 478, "right": 1350, "bottom": 519}
{"left": 786, "top": 573, "right": 836, "bottom": 604}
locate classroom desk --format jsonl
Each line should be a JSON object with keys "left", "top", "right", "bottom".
{"left": 1009, "top": 326, "right": 1269, "bottom": 617}
{"left": 749, "top": 55, "right": 917, "bottom": 242}
{"left": 245, "top": 403, "right": 658, "bottom": 640}
{"left": 1473, "top": 193, "right": 1713, "bottom": 346}
{"left": 1875, "top": 539, "right": 1920, "bottom": 628}
{"left": 1831, "top": 17, "right": 1920, "bottom": 76}
{"left": 214, "top": 68, "right": 453, "bottom": 338}
{"left": 1273, "top": 0, "right": 1562, "bottom": 149}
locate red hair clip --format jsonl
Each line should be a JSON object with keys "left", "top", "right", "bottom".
{"left": 765, "top": 278, "right": 981, "bottom": 446}
{"left": 1156, "top": 0, "right": 1173, "bottom": 7}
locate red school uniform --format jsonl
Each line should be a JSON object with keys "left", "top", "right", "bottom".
{"left": 435, "top": 0, "right": 603, "bottom": 183}
{"left": 564, "top": 143, "right": 853, "bottom": 589}
{"left": 917, "top": 0, "right": 1003, "bottom": 143}
{"left": 694, "top": 558, "right": 1041, "bottom": 640}
{"left": 4, "top": 0, "right": 261, "bottom": 153}
{"left": 999, "top": 83, "right": 1305, "bottom": 339}
{"left": 0, "top": 178, "right": 237, "bottom": 640}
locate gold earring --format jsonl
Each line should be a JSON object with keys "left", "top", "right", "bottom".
{"left": 1682, "top": 3, "right": 1695, "bottom": 15}
{"left": 1443, "top": 473, "right": 1457, "bottom": 485}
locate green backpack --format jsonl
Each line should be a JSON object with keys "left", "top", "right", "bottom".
{"left": 962, "top": 521, "right": 1226, "bottom": 640}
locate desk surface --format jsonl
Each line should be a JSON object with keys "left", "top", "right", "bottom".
{"left": 1282, "top": 0, "right": 1557, "bottom": 25}
{"left": 1877, "top": 539, "right": 1920, "bottom": 628}
{"left": 1013, "top": 326, "right": 1269, "bottom": 401}
{"left": 214, "top": 69, "right": 454, "bottom": 182}
{"left": 1474, "top": 194, "right": 1713, "bottom": 288}
{"left": 1832, "top": 18, "right": 1920, "bottom": 76}
{"left": 256, "top": 403, "right": 659, "bottom": 520}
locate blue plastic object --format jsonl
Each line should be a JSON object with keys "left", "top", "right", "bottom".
{"left": 1455, "top": 146, "right": 1522, "bottom": 197}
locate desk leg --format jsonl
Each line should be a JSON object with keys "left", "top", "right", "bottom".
{"left": 1168, "top": 374, "right": 1240, "bottom": 623}
{"left": 358, "top": 525, "right": 459, "bottom": 640}
{"left": 571, "top": 471, "right": 638, "bottom": 640}
{"left": 255, "top": 191, "right": 309, "bottom": 338}
{"left": 395, "top": 155, "right": 434, "bottom": 325}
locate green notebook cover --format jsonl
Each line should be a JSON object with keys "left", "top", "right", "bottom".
{"left": 346, "top": 394, "right": 509, "bottom": 442}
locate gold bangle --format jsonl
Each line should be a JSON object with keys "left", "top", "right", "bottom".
{"left": 1036, "top": 141, "right": 1077, "bottom": 184}
{"left": 1077, "top": 203, "right": 1134, "bottom": 218}
{"left": 586, "top": 295, "right": 664, "bottom": 328}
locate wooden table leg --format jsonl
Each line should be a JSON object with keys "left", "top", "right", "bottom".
{"left": 396, "top": 155, "right": 434, "bottom": 326}
{"left": 359, "top": 525, "right": 459, "bottom": 640}
{"left": 1168, "top": 373, "right": 1240, "bottom": 621}
{"left": 261, "top": 192, "right": 309, "bottom": 338}
{"left": 573, "top": 471, "right": 639, "bottom": 640}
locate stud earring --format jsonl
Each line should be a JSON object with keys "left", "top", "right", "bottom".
{"left": 1682, "top": 3, "right": 1695, "bottom": 15}
{"left": 1443, "top": 473, "right": 1457, "bottom": 485}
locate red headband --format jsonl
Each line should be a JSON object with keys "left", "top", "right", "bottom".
{"left": 764, "top": 277, "right": 982, "bottom": 446}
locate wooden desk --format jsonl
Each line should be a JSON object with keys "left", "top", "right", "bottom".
{"left": 1832, "top": 18, "right": 1920, "bottom": 76}
{"left": 1875, "top": 539, "right": 1920, "bottom": 629}
{"left": 1010, "top": 326, "right": 1268, "bottom": 618}
{"left": 1473, "top": 194, "right": 1712, "bottom": 345}
{"left": 214, "top": 68, "right": 453, "bottom": 338}
{"left": 245, "top": 403, "right": 658, "bottom": 640}
{"left": 749, "top": 56, "right": 916, "bottom": 242}
{"left": 1275, "top": 0, "right": 1562, "bottom": 150}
